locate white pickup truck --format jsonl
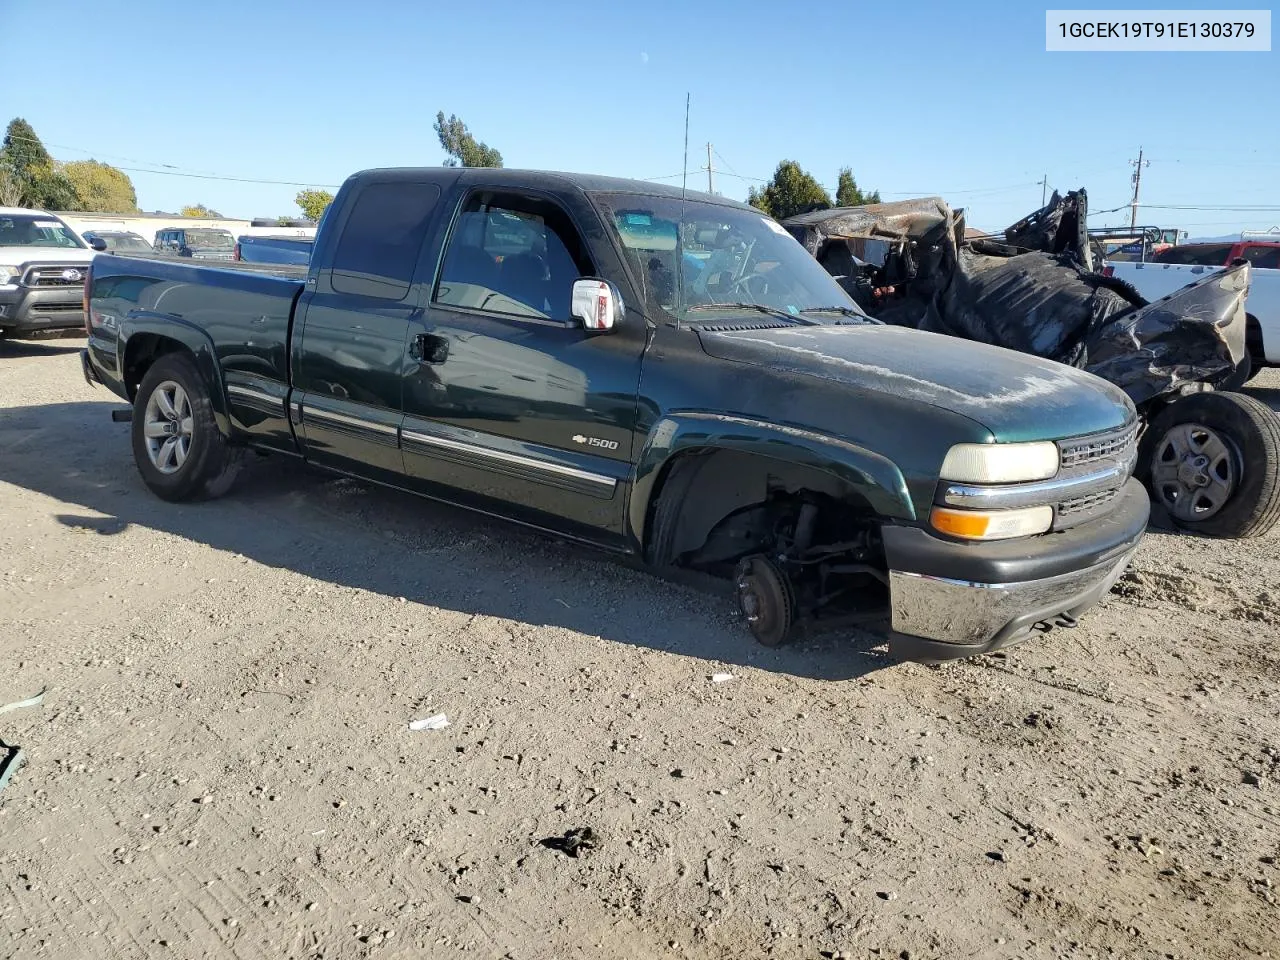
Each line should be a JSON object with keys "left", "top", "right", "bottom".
{"left": 1104, "top": 259, "right": 1279, "bottom": 380}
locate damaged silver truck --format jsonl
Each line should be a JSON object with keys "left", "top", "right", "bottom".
{"left": 787, "top": 191, "right": 1280, "bottom": 539}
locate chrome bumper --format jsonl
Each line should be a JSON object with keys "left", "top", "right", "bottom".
{"left": 887, "top": 548, "right": 1137, "bottom": 662}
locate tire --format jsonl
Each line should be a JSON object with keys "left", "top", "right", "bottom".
{"left": 131, "top": 352, "right": 243, "bottom": 502}
{"left": 1137, "top": 391, "right": 1280, "bottom": 539}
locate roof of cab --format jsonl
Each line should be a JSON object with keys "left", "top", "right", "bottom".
{"left": 347, "top": 167, "right": 754, "bottom": 210}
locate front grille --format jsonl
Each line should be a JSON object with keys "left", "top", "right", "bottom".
{"left": 1058, "top": 421, "right": 1139, "bottom": 469}
{"left": 1058, "top": 486, "right": 1122, "bottom": 518}
{"left": 23, "top": 265, "right": 89, "bottom": 287}
{"left": 36, "top": 303, "right": 83, "bottom": 313}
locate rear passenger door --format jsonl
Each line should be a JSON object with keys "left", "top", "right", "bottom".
{"left": 292, "top": 179, "right": 442, "bottom": 483}
{"left": 399, "top": 187, "right": 646, "bottom": 540}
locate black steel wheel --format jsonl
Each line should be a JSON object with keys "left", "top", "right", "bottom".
{"left": 1138, "top": 391, "right": 1280, "bottom": 538}
{"left": 735, "top": 555, "right": 796, "bottom": 648}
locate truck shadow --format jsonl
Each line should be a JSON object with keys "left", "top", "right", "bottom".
{"left": 0, "top": 339, "right": 85, "bottom": 358}
{"left": 1, "top": 400, "right": 898, "bottom": 682}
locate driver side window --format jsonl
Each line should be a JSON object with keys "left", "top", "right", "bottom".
{"left": 434, "top": 192, "right": 593, "bottom": 321}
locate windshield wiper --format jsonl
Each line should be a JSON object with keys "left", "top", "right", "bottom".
{"left": 799, "top": 305, "right": 873, "bottom": 320}
{"left": 685, "top": 302, "right": 814, "bottom": 324}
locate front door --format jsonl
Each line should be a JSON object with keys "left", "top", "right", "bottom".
{"left": 293, "top": 180, "right": 442, "bottom": 482}
{"left": 400, "top": 189, "right": 645, "bottom": 540}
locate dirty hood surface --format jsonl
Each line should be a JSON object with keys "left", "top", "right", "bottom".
{"left": 698, "top": 323, "right": 1133, "bottom": 442}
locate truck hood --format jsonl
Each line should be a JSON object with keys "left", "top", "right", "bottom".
{"left": 697, "top": 323, "right": 1133, "bottom": 442}
{"left": 0, "top": 246, "right": 95, "bottom": 268}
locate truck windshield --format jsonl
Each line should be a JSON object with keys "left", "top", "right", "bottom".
{"left": 596, "top": 194, "right": 866, "bottom": 323}
{"left": 185, "top": 229, "right": 233, "bottom": 249}
{"left": 0, "top": 215, "right": 85, "bottom": 249}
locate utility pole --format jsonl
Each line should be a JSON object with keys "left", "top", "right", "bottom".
{"left": 705, "top": 142, "right": 714, "bottom": 194}
{"left": 1129, "top": 147, "right": 1149, "bottom": 230}
{"left": 1039, "top": 174, "right": 1048, "bottom": 206}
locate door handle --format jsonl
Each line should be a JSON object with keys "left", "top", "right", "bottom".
{"left": 411, "top": 333, "right": 449, "bottom": 364}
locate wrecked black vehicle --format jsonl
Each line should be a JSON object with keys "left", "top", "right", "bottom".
{"left": 786, "top": 191, "right": 1280, "bottom": 539}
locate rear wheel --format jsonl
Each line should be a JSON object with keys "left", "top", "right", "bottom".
{"left": 131, "top": 352, "right": 243, "bottom": 501}
{"left": 1138, "top": 391, "right": 1280, "bottom": 538}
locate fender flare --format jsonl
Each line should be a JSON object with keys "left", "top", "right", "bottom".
{"left": 628, "top": 412, "right": 915, "bottom": 549}
{"left": 120, "top": 313, "right": 232, "bottom": 435}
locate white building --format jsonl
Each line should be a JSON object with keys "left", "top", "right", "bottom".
{"left": 54, "top": 211, "right": 317, "bottom": 243}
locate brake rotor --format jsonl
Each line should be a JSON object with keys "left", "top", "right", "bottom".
{"left": 735, "top": 555, "right": 796, "bottom": 648}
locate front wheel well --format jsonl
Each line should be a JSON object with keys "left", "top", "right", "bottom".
{"left": 122, "top": 334, "right": 193, "bottom": 400}
{"left": 644, "top": 448, "right": 879, "bottom": 568}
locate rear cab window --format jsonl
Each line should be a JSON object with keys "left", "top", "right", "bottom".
{"left": 1242, "top": 245, "right": 1280, "bottom": 270}
{"left": 1154, "top": 243, "right": 1232, "bottom": 266}
{"left": 330, "top": 181, "right": 442, "bottom": 300}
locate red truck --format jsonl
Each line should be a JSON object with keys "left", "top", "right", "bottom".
{"left": 1153, "top": 239, "right": 1280, "bottom": 269}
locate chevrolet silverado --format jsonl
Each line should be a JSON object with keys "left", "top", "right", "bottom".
{"left": 82, "top": 168, "right": 1149, "bottom": 662}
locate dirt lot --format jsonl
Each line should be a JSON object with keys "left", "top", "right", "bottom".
{"left": 1, "top": 341, "right": 1279, "bottom": 960}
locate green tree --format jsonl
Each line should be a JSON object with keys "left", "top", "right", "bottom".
{"left": 180, "top": 204, "right": 222, "bottom": 218}
{"left": 434, "top": 112, "right": 503, "bottom": 168}
{"left": 1, "top": 118, "right": 50, "bottom": 183}
{"left": 0, "top": 163, "right": 22, "bottom": 206}
{"left": 747, "top": 161, "right": 831, "bottom": 220}
{"left": 25, "top": 162, "right": 78, "bottom": 210}
{"left": 835, "top": 167, "right": 880, "bottom": 207}
{"left": 0, "top": 118, "right": 77, "bottom": 209}
{"left": 62, "top": 160, "right": 138, "bottom": 213}
{"left": 295, "top": 188, "right": 334, "bottom": 223}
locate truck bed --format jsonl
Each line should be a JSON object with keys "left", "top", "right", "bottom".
{"left": 87, "top": 253, "right": 305, "bottom": 408}
{"left": 131, "top": 251, "right": 309, "bottom": 281}
{"left": 1106, "top": 259, "right": 1280, "bottom": 364}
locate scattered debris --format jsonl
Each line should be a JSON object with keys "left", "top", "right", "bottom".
{"left": 710, "top": 673, "right": 734, "bottom": 684}
{"left": 539, "top": 827, "right": 598, "bottom": 858}
{"left": 0, "top": 687, "right": 47, "bottom": 715}
{"left": 0, "top": 745, "right": 25, "bottom": 794}
{"left": 408, "top": 714, "right": 450, "bottom": 732}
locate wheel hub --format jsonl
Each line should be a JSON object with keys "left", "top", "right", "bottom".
{"left": 734, "top": 556, "right": 796, "bottom": 648}
{"left": 143, "top": 380, "right": 194, "bottom": 475}
{"left": 1150, "top": 421, "right": 1237, "bottom": 522}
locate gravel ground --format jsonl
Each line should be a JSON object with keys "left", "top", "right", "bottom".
{"left": 2, "top": 340, "right": 1279, "bottom": 960}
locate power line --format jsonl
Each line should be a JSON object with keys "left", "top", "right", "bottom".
{"left": 4, "top": 132, "right": 339, "bottom": 188}
{"left": 884, "top": 181, "right": 1042, "bottom": 197}
{"left": 114, "top": 166, "right": 340, "bottom": 188}
{"left": 1148, "top": 204, "right": 1280, "bottom": 211}
{"left": 5, "top": 132, "right": 223, "bottom": 177}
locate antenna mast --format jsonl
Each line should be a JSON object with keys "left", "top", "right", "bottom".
{"left": 676, "top": 93, "right": 690, "bottom": 328}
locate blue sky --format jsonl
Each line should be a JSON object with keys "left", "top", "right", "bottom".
{"left": 4, "top": 0, "right": 1276, "bottom": 235}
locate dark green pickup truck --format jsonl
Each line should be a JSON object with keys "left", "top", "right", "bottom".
{"left": 82, "top": 168, "right": 1148, "bottom": 661}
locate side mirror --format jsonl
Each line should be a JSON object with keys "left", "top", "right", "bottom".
{"left": 88, "top": 237, "right": 108, "bottom": 252}
{"left": 570, "top": 277, "right": 623, "bottom": 333}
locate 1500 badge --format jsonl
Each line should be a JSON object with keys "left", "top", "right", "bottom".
{"left": 572, "top": 434, "right": 619, "bottom": 451}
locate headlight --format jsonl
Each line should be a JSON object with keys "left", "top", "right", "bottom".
{"left": 0, "top": 265, "right": 19, "bottom": 284}
{"left": 940, "top": 441, "right": 1059, "bottom": 483}
{"left": 931, "top": 505, "right": 1053, "bottom": 540}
